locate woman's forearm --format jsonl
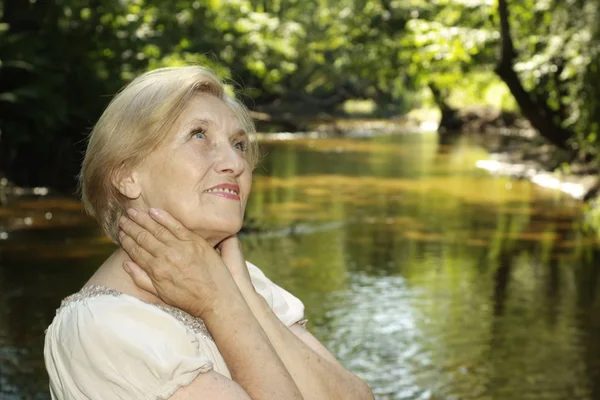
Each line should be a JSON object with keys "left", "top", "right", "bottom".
{"left": 200, "top": 286, "right": 303, "bottom": 400}
{"left": 237, "top": 283, "right": 374, "bottom": 400}
{"left": 117, "top": 212, "right": 304, "bottom": 399}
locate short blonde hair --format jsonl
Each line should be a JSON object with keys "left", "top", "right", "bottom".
{"left": 79, "top": 66, "right": 258, "bottom": 242}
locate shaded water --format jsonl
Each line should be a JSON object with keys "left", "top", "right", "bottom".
{"left": 2, "top": 132, "right": 600, "bottom": 399}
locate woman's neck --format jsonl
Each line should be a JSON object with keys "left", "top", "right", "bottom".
{"left": 84, "top": 247, "right": 168, "bottom": 306}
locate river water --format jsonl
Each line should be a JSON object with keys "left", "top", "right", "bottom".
{"left": 1, "top": 132, "right": 600, "bottom": 399}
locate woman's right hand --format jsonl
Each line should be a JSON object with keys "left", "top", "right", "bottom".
{"left": 118, "top": 207, "right": 242, "bottom": 318}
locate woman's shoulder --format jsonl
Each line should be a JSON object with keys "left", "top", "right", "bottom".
{"left": 48, "top": 285, "right": 212, "bottom": 339}
{"left": 44, "top": 285, "right": 216, "bottom": 399}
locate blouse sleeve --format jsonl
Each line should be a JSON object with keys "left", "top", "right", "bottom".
{"left": 246, "top": 261, "right": 306, "bottom": 327}
{"left": 44, "top": 295, "right": 214, "bottom": 400}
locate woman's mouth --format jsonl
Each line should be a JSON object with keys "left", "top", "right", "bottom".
{"left": 204, "top": 184, "right": 240, "bottom": 200}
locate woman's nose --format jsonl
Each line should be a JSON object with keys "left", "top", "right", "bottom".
{"left": 213, "top": 143, "right": 245, "bottom": 175}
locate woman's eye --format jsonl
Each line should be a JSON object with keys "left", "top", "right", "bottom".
{"left": 234, "top": 141, "right": 248, "bottom": 152}
{"left": 191, "top": 129, "right": 206, "bottom": 139}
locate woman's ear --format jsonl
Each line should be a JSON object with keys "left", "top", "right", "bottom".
{"left": 112, "top": 164, "right": 141, "bottom": 199}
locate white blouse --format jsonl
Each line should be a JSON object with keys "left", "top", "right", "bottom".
{"left": 44, "top": 261, "right": 305, "bottom": 400}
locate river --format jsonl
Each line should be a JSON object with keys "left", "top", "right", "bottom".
{"left": 1, "top": 132, "right": 600, "bottom": 399}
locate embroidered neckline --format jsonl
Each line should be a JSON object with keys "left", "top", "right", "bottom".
{"left": 59, "top": 285, "right": 213, "bottom": 341}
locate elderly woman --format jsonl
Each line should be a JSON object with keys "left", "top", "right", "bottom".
{"left": 43, "top": 66, "right": 374, "bottom": 400}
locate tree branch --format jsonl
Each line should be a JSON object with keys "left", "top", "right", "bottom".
{"left": 495, "top": 0, "right": 573, "bottom": 150}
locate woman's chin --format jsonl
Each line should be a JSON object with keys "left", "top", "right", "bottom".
{"left": 191, "top": 223, "right": 243, "bottom": 246}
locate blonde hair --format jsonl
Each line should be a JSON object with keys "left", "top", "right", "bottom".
{"left": 79, "top": 66, "right": 258, "bottom": 242}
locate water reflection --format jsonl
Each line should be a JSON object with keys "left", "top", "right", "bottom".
{"left": 245, "top": 133, "right": 600, "bottom": 399}
{"left": 1, "top": 133, "right": 600, "bottom": 399}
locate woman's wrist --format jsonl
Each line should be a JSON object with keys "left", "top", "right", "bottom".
{"left": 238, "top": 283, "right": 273, "bottom": 317}
{"left": 234, "top": 276, "right": 257, "bottom": 297}
{"left": 198, "top": 282, "right": 250, "bottom": 321}
{"left": 201, "top": 298, "right": 248, "bottom": 326}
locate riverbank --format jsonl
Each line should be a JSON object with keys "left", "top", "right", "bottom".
{"left": 410, "top": 104, "right": 600, "bottom": 233}
{"left": 471, "top": 137, "right": 600, "bottom": 233}
{"left": 475, "top": 132, "right": 599, "bottom": 202}
{"left": 406, "top": 105, "right": 600, "bottom": 201}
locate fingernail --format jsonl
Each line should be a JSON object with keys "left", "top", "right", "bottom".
{"left": 149, "top": 208, "right": 159, "bottom": 217}
{"left": 118, "top": 230, "right": 125, "bottom": 238}
{"left": 123, "top": 261, "right": 131, "bottom": 273}
{"left": 127, "top": 208, "right": 137, "bottom": 217}
{"left": 119, "top": 216, "right": 127, "bottom": 225}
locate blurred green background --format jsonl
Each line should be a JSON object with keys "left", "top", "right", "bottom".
{"left": 2, "top": 0, "right": 600, "bottom": 190}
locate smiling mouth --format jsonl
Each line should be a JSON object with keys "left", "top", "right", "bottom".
{"left": 205, "top": 187, "right": 239, "bottom": 195}
{"left": 204, "top": 186, "right": 241, "bottom": 200}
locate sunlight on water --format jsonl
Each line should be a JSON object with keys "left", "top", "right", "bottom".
{"left": 476, "top": 159, "right": 589, "bottom": 199}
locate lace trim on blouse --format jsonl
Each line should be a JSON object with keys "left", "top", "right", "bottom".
{"left": 58, "top": 285, "right": 214, "bottom": 341}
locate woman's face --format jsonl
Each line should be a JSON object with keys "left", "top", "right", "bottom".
{"left": 124, "top": 94, "right": 253, "bottom": 246}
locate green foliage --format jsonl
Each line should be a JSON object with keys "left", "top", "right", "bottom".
{"left": 1, "top": 0, "right": 600, "bottom": 188}
{"left": 399, "top": 0, "right": 499, "bottom": 90}
{"left": 397, "top": 0, "right": 600, "bottom": 157}
{"left": 509, "top": 0, "right": 600, "bottom": 156}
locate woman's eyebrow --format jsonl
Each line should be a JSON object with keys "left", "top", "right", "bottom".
{"left": 185, "top": 118, "right": 246, "bottom": 138}
{"left": 186, "top": 118, "right": 211, "bottom": 127}
{"left": 232, "top": 129, "right": 248, "bottom": 139}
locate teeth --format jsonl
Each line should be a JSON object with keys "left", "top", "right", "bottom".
{"left": 206, "top": 188, "right": 238, "bottom": 195}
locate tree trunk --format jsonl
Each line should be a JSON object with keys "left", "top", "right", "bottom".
{"left": 429, "top": 83, "right": 461, "bottom": 132}
{"left": 495, "top": 0, "right": 573, "bottom": 150}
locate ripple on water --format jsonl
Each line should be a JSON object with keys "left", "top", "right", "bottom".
{"left": 319, "top": 271, "right": 594, "bottom": 400}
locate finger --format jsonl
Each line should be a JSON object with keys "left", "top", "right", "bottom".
{"left": 123, "top": 261, "right": 159, "bottom": 296}
{"left": 148, "top": 208, "right": 195, "bottom": 242}
{"left": 218, "top": 235, "right": 246, "bottom": 268}
{"left": 126, "top": 208, "right": 177, "bottom": 245}
{"left": 119, "top": 214, "right": 165, "bottom": 257}
{"left": 119, "top": 230, "right": 154, "bottom": 271}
